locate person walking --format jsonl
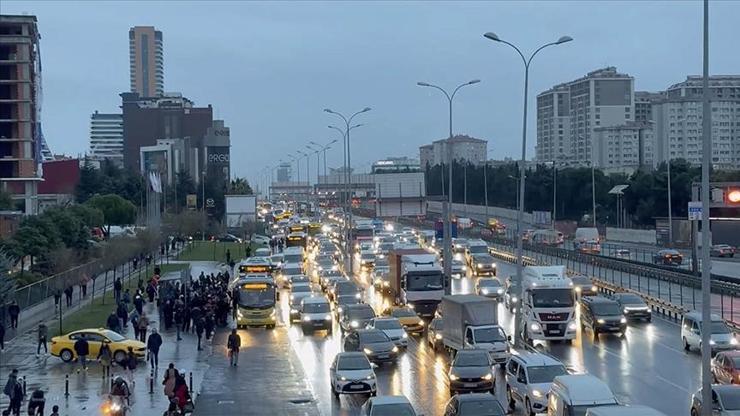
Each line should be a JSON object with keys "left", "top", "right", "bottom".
{"left": 8, "top": 375, "right": 23, "bottom": 416}
{"left": 63, "top": 286, "right": 73, "bottom": 308}
{"left": 195, "top": 317, "right": 204, "bottom": 351}
{"left": 173, "top": 299, "right": 184, "bottom": 341}
{"left": 27, "top": 388, "right": 45, "bottom": 416}
{"left": 106, "top": 310, "right": 120, "bottom": 333}
{"left": 162, "top": 364, "right": 178, "bottom": 399}
{"left": 49, "top": 405, "right": 59, "bottom": 416}
{"left": 147, "top": 328, "right": 162, "bottom": 369}
{"left": 133, "top": 294, "right": 144, "bottom": 316}
{"left": 125, "top": 346, "right": 138, "bottom": 386}
{"left": 227, "top": 329, "right": 241, "bottom": 367}
{"left": 0, "top": 320, "right": 5, "bottom": 351}
{"left": 137, "top": 313, "right": 149, "bottom": 343}
{"left": 74, "top": 334, "right": 89, "bottom": 372}
{"left": 204, "top": 313, "right": 214, "bottom": 341}
{"left": 116, "top": 302, "right": 129, "bottom": 330}
{"left": 4, "top": 369, "right": 18, "bottom": 413}
{"left": 173, "top": 372, "right": 191, "bottom": 413}
{"left": 97, "top": 340, "right": 113, "bottom": 378}
{"left": 80, "top": 275, "right": 89, "bottom": 298}
{"left": 36, "top": 322, "right": 47, "bottom": 356}
{"left": 245, "top": 244, "right": 252, "bottom": 258}
{"left": 114, "top": 277, "right": 122, "bottom": 304}
{"left": 122, "top": 289, "right": 131, "bottom": 307}
{"left": 130, "top": 309, "right": 140, "bottom": 341}
{"left": 8, "top": 301, "right": 19, "bottom": 329}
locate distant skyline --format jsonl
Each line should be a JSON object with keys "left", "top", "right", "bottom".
{"left": 4, "top": 1, "right": 739, "bottom": 182}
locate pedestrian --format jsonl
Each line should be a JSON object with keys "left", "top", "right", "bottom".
{"left": 137, "top": 313, "right": 149, "bottom": 343}
{"left": 97, "top": 340, "right": 113, "bottom": 378}
{"left": 80, "top": 275, "right": 89, "bottom": 298}
{"left": 133, "top": 294, "right": 144, "bottom": 316}
{"left": 106, "top": 310, "right": 120, "bottom": 333}
{"left": 49, "top": 405, "right": 59, "bottom": 416}
{"left": 73, "top": 334, "right": 89, "bottom": 372}
{"left": 63, "top": 286, "right": 73, "bottom": 308}
{"left": 173, "top": 299, "right": 184, "bottom": 341}
{"left": 130, "top": 309, "right": 140, "bottom": 340}
{"left": 163, "top": 300, "right": 173, "bottom": 330}
{"left": 245, "top": 245, "right": 252, "bottom": 258}
{"left": 162, "top": 364, "right": 177, "bottom": 399}
{"left": 8, "top": 301, "right": 19, "bottom": 329}
{"left": 122, "top": 289, "right": 131, "bottom": 306}
{"left": 0, "top": 320, "right": 5, "bottom": 351}
{"left": 204, "top": 313, "right": 214, "bottom": 341}
{"left": 163, "top": 401, "right": 179, "bottom": 416}
{"left": 225, "top": 248, "right": 231, "bottom": 265}
{"left": 181, "top": 305, "right": 191, "bottom": 334}
{"left": 27, "top": 388, "right": 44, "bottom": 416}
{"left": 125, "top": 346, "right": 137, "bottom": 386}
{"left": 268, "top": 238, "right": 275, "bottom": 254}
{"left": 114, "top": 277, "right": 122, "bottom": 304}
{"left": 133, "top": 257, "right": 139, "bottom": 270}
{"left": 116, "top": 302, "right": 128, "bottom": 329}
{"left": 36, "top": 322, "right": 47, "bottom": 356}
{"left": 4, "top": 369, "right": 18, "bottom": 411}
{"left": 146, "top": 282, "right": 156, "bottom": 303}
{"left": 147, "top": 328, "right": 162, "bottom": 369}
{"left": 8, "top": 376, "right": 23, "bottom": 416}
{"left": 194, "top": 317, "right": 204, "bottom": 351}
{"left": 173, "top": 372, "right": 191, "bottom": 413}
{"left": 227, "top": 328, "right": 241, "bottom": 367}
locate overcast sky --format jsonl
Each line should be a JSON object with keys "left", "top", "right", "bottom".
{"left": 4, "top": 1, "right": 740, "bottom": 182}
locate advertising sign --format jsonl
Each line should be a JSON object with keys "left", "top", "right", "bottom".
{"left": 186, "top": 194, "right": 197, "bottom": 210}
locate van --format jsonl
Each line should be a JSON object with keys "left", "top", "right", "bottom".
{"left": 585, "top": 405, "right": 668, "bottom": 416}
{"left": 547, "top": 374, "right": 618, "bottom": 416}
{"left": 681, "top": 311, "right": 738, "bottom": 353}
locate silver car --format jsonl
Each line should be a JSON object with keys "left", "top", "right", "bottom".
{"left": 368, "top": 317, "right": 408, "bottom": 348}
{"left": 690, "top": 385, "right": 740, "bottom": 416}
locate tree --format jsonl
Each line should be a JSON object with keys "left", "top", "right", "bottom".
{"left": 85, "top": 194, "right": 137, "bottom": 237}
{"left": 162, "top": 210, "right": 205, "bottom": 239}
{"left": 0, "top": 190, "right": 14, "bottom": 211}
{"left": 0, "top": 252, "right": 16, "bottom": 306}
{"left": 230, "top": 178, "right": 253, "bottom": 195}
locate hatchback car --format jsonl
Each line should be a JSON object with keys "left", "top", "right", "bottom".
{"left": 448, "top": 349, "right": 495, "bottom": 395}
{"left": 340, "top": 304, "right": 377, "bottom": 333}
{"left": 612, "top": 292, "right": 651, "bottom": 322}
{"left": 51, "top": 329, "right": 145, "bottom": 363}
{"left": 330, "top": 352, "right": 377, "bottom": 398}
{"left": 653, "top": 249, "right": 683, "bottom": 265}
{"left": 385, "top": 307, "right": 425, "bottom": 334}
{"left": 443, "top": 393, "right": 506, "bottom": 416}
{"left": 713, "top": 351, "right": 740, "bottom": 385}
{"left": 690, "top": 385, "right": 740, "bottom": 416}
{"left": 368, "top": 317, "right": 408, "bottom": 348}
{"left": 476, "top": 278, "right": 504, "bottom": 300}
{"left": 360, "top": 395, "right": 417, "bottom": 416}
{"left": 571, "top": 275, "right": 598, "bottom": 297}
{"left": 471, "top": 254, "right": 497, "bottom": 277}
{"left": 712, "top": 244, "right": 736, "bottom": 258}
{"left": 343, "top": 329, "right": 399, "bottom": 364}
{"left": 580, "top": 296, "right": 627, "bottom": 336}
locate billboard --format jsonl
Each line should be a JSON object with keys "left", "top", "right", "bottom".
{"left": 225, "top": 195, "right": 256, "bottom": 228}
{"left": 206, "top": 145, "right": 230, "bottom": 181}
{"left": 374, "top": 172, "right": 426, "bottom": 217}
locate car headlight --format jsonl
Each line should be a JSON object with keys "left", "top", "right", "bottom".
{"left": 461, "top": 265, "right": 467, "bottom": 271}
{"left": 620, "top": 317, "right": 627, "bottom": 324}
{"left": 483, "top": 373, "right": 493, "bottom": 381}
{"left": 303, "top": 316, "right": 311, "bottom": 322}
{"left": 435, "top": 333, "right": 443, "bottom": 340}
{"left": 575, "top": 287, "right": 582, "bottom": 292}
{"left": 710, "top": 340, "right": 716, "bottom": 346}
{"left": 340, "top": 376, "right": 347, "bottom": 381}
{"left": 481, "top": 288, "right": 489, "bottom": 294}
{"left": 383, "top": 281, "right": 389, "bottom": 287}
{"left": 530, "top": 323, "right": 541, "bottom": 332}
{"left": 402, "top": 333, "right": 408, "bottom": 339}
{"left": 291, "top": 308, "right": 299, "bottom": 314}
{"left": 355, "top": 293, "right": 361, "bottom": 299}
{"left": 350, "top": 320, "right": 359, "bottom": 328}
{"left": 591, "top": 286, "right": 598, "bottom": 292}
{"left": 449, "top": 374, "right": 458, "bottom": 381}
{"left": 324, "top": 314, "right": 332, "bottom": 321}
{"left": 237, "top": 311, "right": 243, "bottom": 319}
{"left": 290, "top": 295, "right": 295, "bottom": 300}
{"left": 732, "top": 338, "right": 739, "bottom": 345}
{"left": 497, "top": 288, "right": 504, "bottom": 295}
{"left": 597, "top": 319, "right": 606, "bottom": 324}
{"left": 511, "top": 296, "right": 518, "bottom": 303}
{"left": 366, "top": 375, "right": 374, "bottom": 380}
{"left": 332, "top": 265, "right": 338, "bottom": 271}
{"left": 392, "top": 346, "right": 399, "bottom": 353}
{"left": 624, "top": 308, "right": 629, "bottom": 314}
{"left": 532, "top": 389, "right": 543, "bottom": 398}
{"left": 337, "top": 307, "right": 343, "bottom": 313}
{"left": 491, "top": 264, "right": 496, "bottom": 268}
{"left": 568, "top": 321, "right": 577, "bottom": 331}
{"left": 363, "top": 348, "right": 373, "bottom": 355}
{"left": 318, "top": 266, "right": 323, "bottom": 271}
{"left": 478, "top": 263, "right": 483, "bottom": 268}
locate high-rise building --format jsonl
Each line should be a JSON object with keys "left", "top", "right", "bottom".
{"left": 594, "top": 121, "right": 654, "bottom": 173}
{"left": 635, "top": 91, "right": 662, "bottom": 124}
{"left": 652, "top": 75, "right": 740, "bottom": 169}
{"left": 419, "top": 135, "right": 487, "bottom": 166}
{"left": 89, "top": 111, "right": 124, "bottom": 166}
{"left": 129, "top": 26, "right": 163, "bottom": 97}
{"left": 0, "top": 15, "right": 43, "bottom": 214}
{"left": 536, "top": 67, "right": 634, "bottom": 166}
{"left": 276, "top": 162, "right": 292, "bottom": 182}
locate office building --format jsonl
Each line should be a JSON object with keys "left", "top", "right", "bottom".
{"left": 419, "top": 135, "right": 487, "bottom": 166}
{"left": 89, "top": 111, "right": 124, "bottom": 166}
{"left": 0, "top": 15, "right": 43, "bottom": 214}
{"left": 419, "top": 144, "right": 433, "bottom": 169}
{"left": 652, "top": 75, "right": 740, "bottom": 169}
{"left": 129, "top": 26, "right": 163, "bottom": 97}
{"left": 536, "top": 67, "right": 635, "bottom": 165}
{"left": 594, "top": 121, "right": 654, "bottom": 173}
{"left": 276, "top": 162, "right": 292, "bottom": 183}
{"left": 635, "top": 91, "right": 662, "bottom": 124}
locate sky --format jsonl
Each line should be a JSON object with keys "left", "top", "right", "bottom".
{"left": 4, "top": 0, "right": 740, "bottom": 184}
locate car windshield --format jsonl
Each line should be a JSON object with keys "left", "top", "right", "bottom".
{"left": 712, "top": 321, "right": 731, "bottom": 334}
{"left": 474, "top": 255, "right": 494, "bottom": 263}
{"left": 571, "top": 277, "right": 591, "bottom": 286}
{"left": 361, "top": 253, "right": 375, "bottom": 260}
{"left": 303, "top": 302, "right": 330, "bottom": 313}
{"left": 292, "top": 285, "right": 311, "bottom": 293}
{"left": 370, "top": 403, "right": 416, "bottom": 416}
{"left": 531, "top": 289, "right": 575, "bottom": 308}
{"left": 348, "top": 307, "right": 375, "bottom": 320}
{"left": 373, "top": 320, "right": 402, "bottom": 330}
{"left": 454, "top": 352, "right": 489, "bottom": 367}
{"left": 527, "top": 365, "right": 568, "bottom": 384}
{"left": 336, "top": 282, "right": 358, "bottom": 293}
{"left": 732, "top": 357, "right": 740, "bottom": 368}
{"left": 360, "top": 331, "right": 390, "bottom": 344}
{"left": 338, "top": 356, "right": 370, "bottom": 370}
{"left": 102, "top": 330, "right": 126, "bottom": 342}
{"left": 458, "top": 400, "right": 505, "bottom": 415}
{"left": 283, "top": 267, "right": 302, "bottom": 275}
{"left": 591, "top": 302, "right": 622, "bottom": 315}
{"left": 290, "top": 275, "right": 308, "bottom": 282}
{"left": 393, "top": 309, "right": 416, "bottom": 318}
{"left": 284, "top": 254, "right": 302, "bottom": 263}
{"left": 473, "top": 327, "right": 507, "bottom": 343}
{"left": 479, "top": 279, "right": 501, "bottom": 288}
{"left": 719, "top": 388, "right": 740, "bottom": 410}
{"left": 468, "top": 245, "right": 488, "bottom": 254}
{"left": 375, "top": 258, "right": 389, "bottom": 267}
{"left": 318, "top": 260, "right": 334, "bottom": 267}
{"left": 617, "top": 294, "right": 644, "bottom": 304}
{"left": 337, "top": 296, "right": 359, "bottom": 306}
{"left": 379, "top": 243, "right": 394, "bottom": 251}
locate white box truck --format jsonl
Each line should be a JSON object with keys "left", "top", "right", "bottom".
{"left": 388, "top": 249, "right": 444, "bottom": 318}
{"left": 522, "top": 265, "right": 577, "bottom": 343}
{"left": 438, "top": 295, "right": 511, "bottom": 366}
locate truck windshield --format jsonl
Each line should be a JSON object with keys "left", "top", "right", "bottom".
{"left": 526, "top": 365, "right": 567, "bottom": 384}
{"left": 473, "top": 327, "right": 507, "bottom": 343}
{"left": 239, "top": 287, "right": 276, "bottom": 308}
{"left": 531, "top": 289, "right": 574, "bottom": 308}
{"left": 406, "top": 272, "right": 443, "bottom": 291}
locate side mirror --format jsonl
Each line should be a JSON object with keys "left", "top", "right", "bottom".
{"left": 507, "top": 335, "right": 512, "bottom": 342}
{"left": 518, "top": 376, "right": 527, "bottom": 384}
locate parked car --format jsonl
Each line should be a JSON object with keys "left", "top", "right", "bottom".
{"left": 653, "top": 249, "right": 683, "bottom": 266}
{"left": 50, "top": 329, "right": 145, "bottom": 363}
{"left": 712, "top": 244, "right": 736, "bottom": 258}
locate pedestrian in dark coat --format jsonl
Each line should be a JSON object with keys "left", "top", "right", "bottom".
{"left": 204, "top": 313, "right": 214, "bottom": 340}
{"left": 116, "top": 302, "right": 129, "bottom": 329}
{"left": 125, "top": 346, "right": 137, "bottom": 386}
{"left": 97, "top": 340, "right": 113, "bottom": 377}
{"left": 0, "top": 321, "right": 5, "bottom": 351}
{"left": 146, "top": 283, "right": 156, "bottom": 303}
{"left": 73, "top": 335, "right": 89, "bottom": 371}
{"left": 114, "top": 278, "right": 122, "bottom": 304}
{"left": 147, "top": 328, "right": 163, "bottom": 368}
{"left": 195, "top": 317, "right": 204, "bottom": 351}
{"left": 8, "top": 301, "right": 20, "bottom": 329}
{"left": 107, "top": 311, "right": 120, "bottom": 333}
{"left": 133, "top": 294, "right": 144, "bottom": 315}
{"left": 64, "top": 286, "right": 73, "bottom": 307}
{"left": 163, "top": 301, "right": 173, "bottom": 330}
{"left": 36, "top": 322, "right": 48, "bottom": 355}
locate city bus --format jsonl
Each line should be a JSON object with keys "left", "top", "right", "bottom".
{"left": 237, "top": 258, "right": 273, "bottom": 276}
{"left": 307, "top": 222, "right": 322, "bottom": 237}
{"left": 236, "top": 275, "right": 277, "bottom": 329}
{"left": 286, "top": 232, "right": 308, "bottom": 248}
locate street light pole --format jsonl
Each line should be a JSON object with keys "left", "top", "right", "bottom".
{"left": 201, "top": 170, "right": 206, "bottom": 241}
{"left": 700, "top": 0, "right": 712, "bottom": 413}
{"left": 484, "top": 31, "right": 572, "bottom": 347}
{"left": 591, "top": 162, "right": 596, "bottom": 227}
{"left": 552, "top": 161, "right": 557, "bottom": 229}
{"left": 417, "top": 80, "right": 481, "bottom": 294}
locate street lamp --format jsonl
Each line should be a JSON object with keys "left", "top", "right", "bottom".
{"left": 310, "top": 139, "right": 338, "bottom": 188}
{"left": 297, "top": 150, "right": 310, "bottom": 203}
{"left": 484, "top": 31, "right": 572, "bottom": 347}
{"left": 416, "top": 79, "right": 480, "bottom": 293}
{"left": 325, "top": 108, "right": 372, "bottom": 275}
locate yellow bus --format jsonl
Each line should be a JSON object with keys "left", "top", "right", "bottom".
{"left": 286, "top": 232, "right": 307, "bottom": 249}
{"left": 236, "top": 275, "right": 277, "bottom": 329}
{"left": 237, "top": 258, "right": 273, "bottom": 276}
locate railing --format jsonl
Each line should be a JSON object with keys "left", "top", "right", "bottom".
{"left": 13, "top": 260, "right": 106, "bottom": 310}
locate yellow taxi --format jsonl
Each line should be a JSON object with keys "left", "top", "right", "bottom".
{"left": 383, "top": 306, "right": 425, "bottom": 334}
{"left": 50, "top": 328, "right": 146, "bottom": 363}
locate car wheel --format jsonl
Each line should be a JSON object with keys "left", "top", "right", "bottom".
{"left": 684, "top": 337, "right": 691, "bottom": 351}
{"left": 114, "top": 350, "right": 127, "bottom": 364}
{"left": 506, "top": 385, "right": 515, "bottom": 411}
{"left": 60, "top": 349, "right": 74, "bottom": 363}
{"left": 691, "top": 408, "right": 699, "bottom": 416}
{"left": 449, "top": 389, "right": 455, "bottom": 397}
{"left": 332, "top": 384, "right": 339, "bottom": 399}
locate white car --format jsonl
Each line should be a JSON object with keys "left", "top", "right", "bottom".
{"left": 360, "top": 395, "right": 416, "bottom": 416}
{"left": 330, "top": 352, "right": 377, "bottom": 398}
{"left": 506, "top": 352, "right": 568, "bottom": 416}
{"left": 251, "top": 234, "right": 271, "bottom": 246}
{"left": 367, "top": 317, "right": 408, "bottom": 348}
{"left": 254, "top": 247, "right": 271, "bottom": 257}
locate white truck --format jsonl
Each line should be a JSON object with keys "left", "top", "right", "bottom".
{"left": 574, "top": 227, "right": 601, "bottom": 254}
{"left": 388, "top": 249, "right": 444, "bottom": 318}
{"left": 438, "top": 295, "right": 511, "bottom": 366}
{"left": 521, "top": 266, "right": 577, "bottom": 343}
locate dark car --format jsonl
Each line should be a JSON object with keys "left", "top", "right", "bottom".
{"left": 711, "top": 244, "right": 736, "bottom": 258}
{"left": 218, "top": 234, "right": 242, "bottom": 243}
{"left": 580, "top": 296, "right": 627, "bottom": 336}
{"left": 571, "top": 275, "right": 598, "bottom": 297}
{"left": 331, "top": 280, "right": 361, "bottom": 303}
{"left": 443, "top": 393, "right": 506, "bottom": 416}
{"left": 343, "top": 329, "right": 399, "bottom": 364}
{"left": 335, "top": 294, "right": 361, "bottom": 320}
{"left": 653, "top": 249, "right": 683, "bottom": 266}
{"left": 448, "top": 349, "right": 495, "bottom": 395}
{"left": 340, "top": 304, "right": 376, "bottom": 333}
{"left": 612, "top": 292, "right": 651, "bottom": 322}
{"left": 471, "top": 254, "right": 497, "bottom": 277}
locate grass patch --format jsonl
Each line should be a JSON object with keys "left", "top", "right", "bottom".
{"left": 177, "top": 241, "right": 253, "bottom": 262}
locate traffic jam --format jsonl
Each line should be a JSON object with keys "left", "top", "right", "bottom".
{"left": 232, "top": 201, "right": 740, "bottom": 416}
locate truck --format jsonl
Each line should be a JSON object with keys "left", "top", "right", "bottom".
{"left": 574, "top": 227, "right": 601, "bottom": 254}
{"left": 434, "top": 218, "right": 458, "bottom": 241}
{"left": 388, "top": 249, "right": 444, "bottom": 318}
{"left": 437, "top": 295, "right": 511, "bottom": 366}
{"left": 521, "top": 265, "right": 577, "bottom": 343}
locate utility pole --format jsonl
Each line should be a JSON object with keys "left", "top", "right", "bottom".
{"left": 700, "top": 0, "right": 712, "bottom": 413}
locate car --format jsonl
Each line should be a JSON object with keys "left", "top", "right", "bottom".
{"left": 289, "top": 283, "right": 314, "bottom": 322}
{"left": 448, "top": 349, "right": 495, "bottom": 395}
{"left": 427, "top": 317, "right": 444, "bottom": 351}
{"left": 218, "top": 233, "right": 242, "bottom": 243}
{"left": 712, "top": 244, "right": 736, "bottom": 258}
{"left": 50, "top": 328, "right": 146, "bottom": 363}
{"left": 451, "top": 258, "right": 467, "bottom": 279}
{"left": 653, "top": 249, "right": 683, "bottom": 266}
{"left": 340, "top": 304, "right": 377, "bottom": 333}
{"left": 571, "top": 275, "right": 598, "bottom": 297}
{"left": 505, "top": 351, "right": 568, "bottom": 416}
{"left": 269, "top": 254, "right": 284, "bottom": 270}
{"left": 611, "top": 292, "right": 651, "bottom": 322}
{"left": 614, "top": 248, "right": 631, "bottom": 259}
{"left": 682, "top": 311, "right": 739, "bottom": 353}
{"left": 476, "top": 278, "right": 504, "bottom": 300}
{"left": 329, "top": 352, "right": 377, "bottom": 398}
{"left": 367, "top": 317, "right": 408, "bottom": 348}
{"left": 580, "top": 296, "right": 627, "bottom": 336}
{"left": 251, "top": 234, "right": 271, "bottom": 246}
{"left": 331, "top": 280, "right": 362, "bottom": 303}
{"left": 359, "top": 252, "right": 376, "bottom": 272}
{"left": 470, "top": 253, "right": 497, "bottom": 277}
{"left": 712, "top": 351, "right": 740, "bottom": 385}
{"left": 385, "top": 307, "right": 425, "bottom": 334}
{"left": 335, "top": 294, "right": 362, "bottom": 319}
{"left": 254, "top": 247, "right": 271, "bottom": 257}
{"left": 343, "top": 329, "right": 399, "bottom": 364}
{"left": 286, "top": 274, "right": 310, "bottom": 290}
{"left": 299, "top": 296, "right": 333, "bottom": 335}
{"left": 360, "top": 395, "right": 417, "bottom": 416}
{"left": 320, "top": 273, "right": 344, "bottom": 292}
{"left": 443, "top": 393, "right": 506, "bottom": 416}
{"left": 690, "top": 385, "right": 740, "bottom": 416}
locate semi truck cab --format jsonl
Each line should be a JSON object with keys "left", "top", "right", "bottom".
{"left": 522, "top": 266, "right": 577, "bottom": 342}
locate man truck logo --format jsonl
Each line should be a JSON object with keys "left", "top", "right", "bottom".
{"left": 208, "top": 153, "right": 229, "bottom": 163}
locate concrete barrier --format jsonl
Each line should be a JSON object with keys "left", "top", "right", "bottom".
{"left": 606, "top": 227, "right": 657, "bottom": 245}
{"left": 426, "top": 201, "right": 535, "bottom": 226}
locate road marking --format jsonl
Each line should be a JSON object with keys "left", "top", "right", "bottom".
{"left": 655, "top": 374, "right": 690, "bottom": 394}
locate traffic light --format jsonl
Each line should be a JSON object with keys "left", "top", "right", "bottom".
{"left": 727, "top": 189, "right": 740, "bottom": 204}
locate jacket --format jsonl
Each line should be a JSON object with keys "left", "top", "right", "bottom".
{"left": 147, "top": 332, "right": 163, "bottom": 352}
{"left": 227, "top": 333, "right": 241, "bottom": 351}
{"left": 97, "top": 344, "right": 112, "bottom": 365}
{"left": 73, "top": 338, "right": 89, "bottom": 356}
{"left": 107, "top": 314, "right": 119, "bottom": 330}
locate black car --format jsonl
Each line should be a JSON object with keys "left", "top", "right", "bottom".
{"left": 443, "top": 393, "right": 506, "bottom": 416}
{"left": 471, "top": 254, "right": 497, "bottom": 277}
{"left": 340, "top": 304, "right": 376, "bottom": 333}
{"left": 653, "top": 249, "right": 683, "bottom": 266}
{"left": 580, "top": 296, "right": 627, "bottom": 336}
{"left": 218, "top": 234, "right": 242, "bottom": 243}
{"left": 343, "top": 329, "right": 399, "bottom": 364}
{"left": 612, "top": 293, "right": 652, "bottom": 322}
{"left": 448, "top": 349, "right": 495, "bottom": 395}
{"left": 331, "top": 280, "right": 361, "bottom": 303}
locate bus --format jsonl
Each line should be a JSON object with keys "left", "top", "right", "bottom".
{"left": 235, "top": 275, "right": 277, "bottom": 329}
{"left": 288, "top": 224, "right": 307, "bottom": 234}
{"left": 238, "top": 258, "right": 273, "bottom": 276}
{"left": 307, "top": 222, "right": 322, "bottom": 237}
{"left": 286, "top": 232, "right": 307, "bottom": 248}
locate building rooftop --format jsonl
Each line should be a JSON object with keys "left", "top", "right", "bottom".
{"left": 432, "top": 134, "right": 486, "bottom": 144}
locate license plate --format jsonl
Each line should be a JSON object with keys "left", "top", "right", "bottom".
{"left": 548, "top": 330, "right": 560, "bottom": 334}
{"left": 464, "top": 383, "right": 477, "bottom": 388}
{"left": 378, "top": 354, "right": 389, "bottom": 359}
{"left": 350, "top": 385, "right": 364, "bottom": 390}
{"left": 313, "top": 322, "right": 323, "bottom": 327}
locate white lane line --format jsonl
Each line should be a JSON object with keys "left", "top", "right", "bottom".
{"left": 655, "top": 374, "right": 691, "bottom": 394}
